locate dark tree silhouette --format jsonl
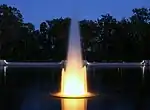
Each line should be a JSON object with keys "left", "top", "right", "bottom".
{"left": 0, "top": 4, "right": 149, "bottom": 62}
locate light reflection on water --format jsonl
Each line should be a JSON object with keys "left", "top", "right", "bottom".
{"left": 61, "top": 98, "right": 87, "bottom": 110}
{"left": 1, "top": 67, "right": 150, "bottom": 110}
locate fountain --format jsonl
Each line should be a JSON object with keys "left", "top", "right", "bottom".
{"left": 51, "top": 18, "right": 95, "bottom": 98}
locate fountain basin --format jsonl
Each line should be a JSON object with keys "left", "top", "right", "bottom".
{"left": 50, "top": 92, "right": 97, "bottom": 99}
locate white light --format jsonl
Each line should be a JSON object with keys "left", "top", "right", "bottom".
{"left": 4, "top": 60, "right": 8, "bottom": 64}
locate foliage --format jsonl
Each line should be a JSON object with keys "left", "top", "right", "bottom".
{"left": 0, "top": 4, "right": 150, "bottom": 62}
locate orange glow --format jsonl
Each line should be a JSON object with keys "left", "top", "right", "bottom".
{"left": 52, "top": 44, "right": 95, "bottom": 98}
{"left": 61, "top": 99, "right": 87, "bottom": 110}
{"left": 52, "top": 64, "right": 95, "bottom": 98}
{"left": 61, "top": 66, "right": 87, "bottom": 97}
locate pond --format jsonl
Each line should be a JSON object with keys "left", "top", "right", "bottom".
{"left": 1, "top": 67, "right": 150, "bottom": 110}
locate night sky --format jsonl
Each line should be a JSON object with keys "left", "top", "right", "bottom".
{"left": 0, "top": 0, "right": 149, "bottom": 29}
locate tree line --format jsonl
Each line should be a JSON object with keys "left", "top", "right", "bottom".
{"left": 0, "top": 4, "right": 150, "bottom": 62}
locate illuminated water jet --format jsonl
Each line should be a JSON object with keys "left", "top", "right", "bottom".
{"left": 51, "top": 18, "right": 95, "bottom": 98}
{"left": 52, "top": 66, "right": 95, "bottom": 98}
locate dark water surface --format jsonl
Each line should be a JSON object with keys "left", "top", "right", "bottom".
{"left": 1, "top": 67, "right": 150, "bottom": 110}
